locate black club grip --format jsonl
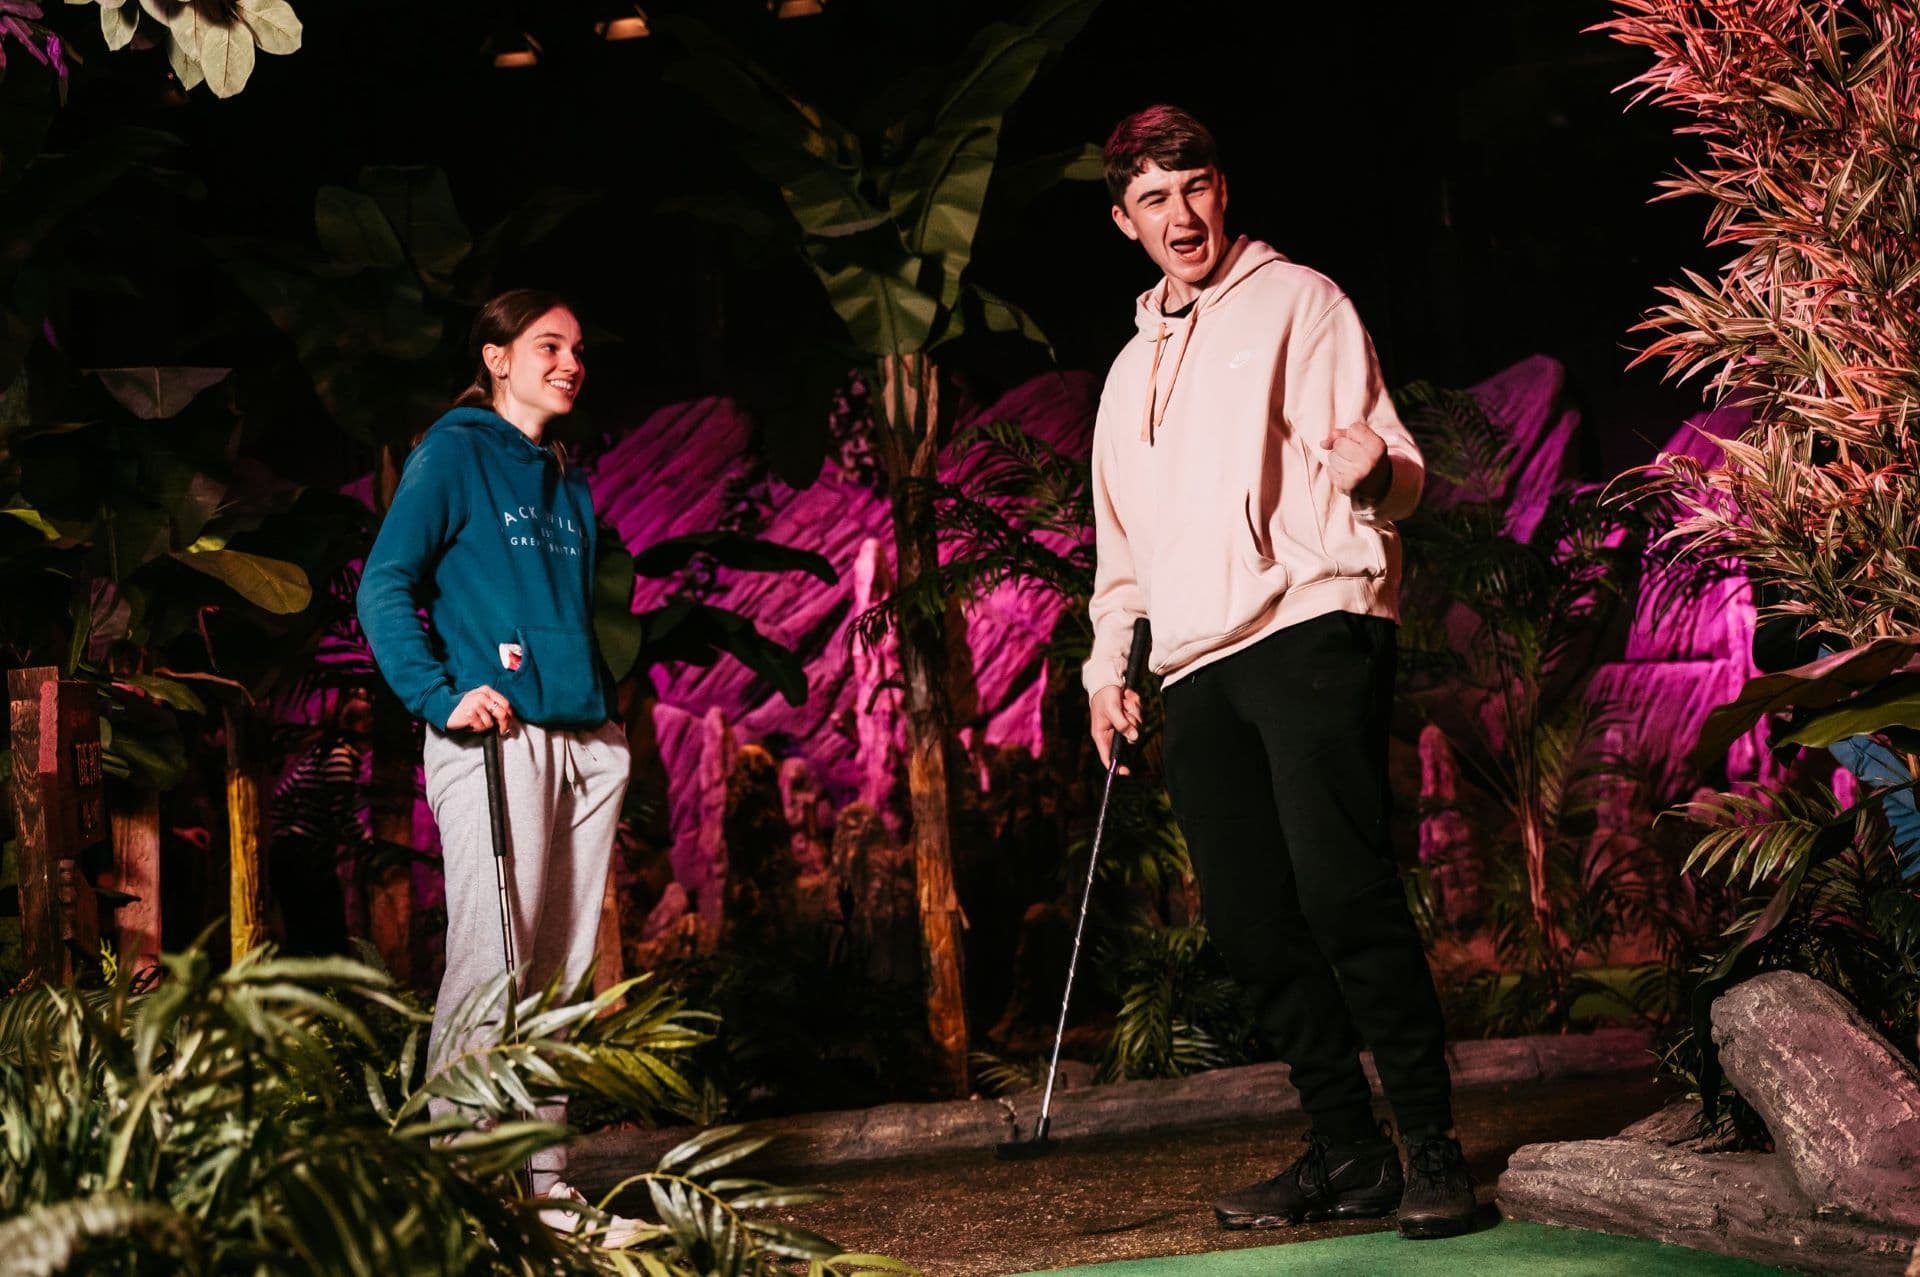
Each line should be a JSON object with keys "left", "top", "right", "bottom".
{"left": 1123, "top": 617, "right": 1152, "bottom": 693}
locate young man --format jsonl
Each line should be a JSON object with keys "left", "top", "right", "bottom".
{"left": 1085, "top": 105, "right": 1476, "bottom": 1239}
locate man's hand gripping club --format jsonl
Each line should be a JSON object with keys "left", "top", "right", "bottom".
{"left": 1090, "top": 616, "right": 1154, "bottom": 775}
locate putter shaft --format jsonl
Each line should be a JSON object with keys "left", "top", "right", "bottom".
{"left": 1029, "top": 616, "right": 1151, "bottom": 1142}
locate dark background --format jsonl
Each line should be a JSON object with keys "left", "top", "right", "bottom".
{"left": 56, "top": 0, "right": 1712, "bottom": 479}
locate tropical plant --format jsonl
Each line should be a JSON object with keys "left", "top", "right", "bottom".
{"left": 850, "top": 419, "right": 1096, "bottom": 656}
{"left": 662, "top": 0, "right": 1106, "bottom": 1095}
{"left": 1600, "top": 0, "right": 1920, "bottom": 647}
{"left": 1394, "top": 381, "right": 1646, "bottom": 1025}
{"left": 0, "top": 937, "right": 911, "bottom": 1275}
{"left": 0, "top": 2, "right": 67, "bottom": 93}
{"left": 1093, "top": 914, "right": 1249, "bottom": 1082}
{"left": 1599, "top": 0, "right": 1920, "bottom": 1124}
{"left": 65, "top": 0, "right": 303, "bottom": 98}
{"left": 1, "top": 364, "right": 345, "bottom": 784}
{"left": 220, "top": 164, "right": 592, "bottom": 473}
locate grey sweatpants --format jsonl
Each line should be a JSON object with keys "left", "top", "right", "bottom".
{"left": 422, "top": 718, "right": 630, "bottom": 1177}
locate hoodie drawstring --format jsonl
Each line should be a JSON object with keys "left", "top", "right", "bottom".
{"left": 1140, "top": 304, "right": 1201, "bottom": 445}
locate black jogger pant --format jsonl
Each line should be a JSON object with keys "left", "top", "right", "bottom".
{"left": 1161, "top": 610, "right": 1452, "bottom": 1142}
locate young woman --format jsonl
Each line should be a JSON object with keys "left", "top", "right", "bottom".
{"left": 357, "top": 289, "right": 637, "bottom": 1243}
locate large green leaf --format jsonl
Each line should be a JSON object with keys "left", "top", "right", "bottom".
{"left": 888, "top": 0, "right": 1104, "bottom": 299}
{"left": 87, "top": 366, "right": 232, "bottom": 421}
{"left": 594, "top": 531, "right": 644, "bottom": 683}
{"left": 198, "top": 16, "right": 258, "bottom": 99}
{"left": 987, "top": 142, "right": 1104, "bottom": 216}
{"left": 314, "top": 186, "right": 406, "bottom": 272}
{"left": 100, "top": 1, "right": 141, "bottom": 51}
{"left": 148, "top": 457, "right": 225, "bottom": 549}
{"left": 236, "top": 0, "right": 303, "bottom": 56}
{"left": 170, "top": 547, "right": 312, "bottom": 613}
{"left": 107, "top": 503, "right": 173, "bottom": 577}
{"left": 0, "top": 128, "right": 187, "bottom": 278}
{"left": 807, "top": 230, "right": 941, "bottom": 357}
{"left": 948, "top": 283, "right": 1052, "bottom": 356}
{"left": 358, "top": 166, "right": 471, "bottom": 281}
{"left": 1, "top": 503, "right": 60, "bottom": 541}
{"left": 641, "top": 599, "right": 809, "bottom": 706}
{"left": 455, "top": 187, "right": 597, "bottom": 305}
{"left": 100, "top": 713, "right": 189, "bottom": 792}
{"left": 632, "top": 531, "right": 836, "bottom": 585}
{"left": 1691, "top": 635, "right": 1920, "bottom": 768}
{"left": 109, "top": 672, "right": 209, "bottom": 716}
{"left": 659, "top": 18, "right": 878, "bottom": 239}
{"left": 1782, "top": 671, "right": 1920, "bottom": 748}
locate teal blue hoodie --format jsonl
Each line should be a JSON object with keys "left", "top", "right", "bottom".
{"left": 357, "top": 407, "right": 613, "bottom": 730}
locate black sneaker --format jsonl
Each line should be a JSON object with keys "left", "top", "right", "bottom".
{"left": 1212, "top": 1129, "right": 1403, "bottom": 1229}
{"left": 1397, "top": 1132, "right": 1477, "bottom": 1238}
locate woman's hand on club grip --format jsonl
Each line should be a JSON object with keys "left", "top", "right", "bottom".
{"left": 448, "top": 685, "right": 514, "bottom": 733}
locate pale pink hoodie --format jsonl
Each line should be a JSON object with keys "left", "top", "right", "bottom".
{"left": 1083, "top": 237, "right": 1424, "bottom": 694}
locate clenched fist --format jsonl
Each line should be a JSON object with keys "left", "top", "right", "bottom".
{"left": 1321, "top": 419, "right": 1391, "bottom": 504}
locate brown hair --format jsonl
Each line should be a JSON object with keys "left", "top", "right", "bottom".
{"left": 1103, "top": 105, "right": 1219, "bottom": 205}
{"left": 452, "top": 287, "right": 577, "bottom": 410}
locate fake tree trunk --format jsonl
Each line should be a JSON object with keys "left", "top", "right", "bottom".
{"left": 876, "top": 353, "right": 969, "bottom": 1096}
{"left": 224, "top": 707, "right": 267, "bottom": 960}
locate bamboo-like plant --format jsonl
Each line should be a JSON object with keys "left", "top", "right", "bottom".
{"left": 1601, "top": 0, "right": 1920, "bottom": 641}
{"left": 1600, "top": 0, "right": 1920, "bottom": 1120}
{"left": 661, "top": 0, "right": 1105, "bottom": 1096}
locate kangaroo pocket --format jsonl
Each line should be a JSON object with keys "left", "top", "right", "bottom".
{"left": 501, "top": 623, "right": 606, "bottom": 726}
{"left": 1148, "top": 500, "right": 1294, "bottom": 665}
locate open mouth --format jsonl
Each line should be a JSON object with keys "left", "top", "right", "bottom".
{"left": 546, "top": 377, "right": 577, "bottom": 396}
{"left": 1169, "top": 231, "right": 1209, "bottom": 265}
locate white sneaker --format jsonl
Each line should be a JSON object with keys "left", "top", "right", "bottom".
{"left": 537, "top": 1179, "right": 649, "bottom": 1248}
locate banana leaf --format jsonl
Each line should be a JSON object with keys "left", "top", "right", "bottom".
{"left": 1690, "top": 635, "right": 1920, "bottom": 769}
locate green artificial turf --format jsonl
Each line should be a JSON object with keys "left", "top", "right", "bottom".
{"left": 1017, "top": 1220, "right": 1786, "bottom": 1275}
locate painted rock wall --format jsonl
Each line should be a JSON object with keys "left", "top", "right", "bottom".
{"left": 589, "top": 358, "right": 1762, "bottom": 907}
{"left": 591, "top": 372, "right": 1095, "bottom": 894}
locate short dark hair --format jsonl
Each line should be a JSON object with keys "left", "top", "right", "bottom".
{"left": 1103, "top": 105, "right": 1219, "bottom": 205}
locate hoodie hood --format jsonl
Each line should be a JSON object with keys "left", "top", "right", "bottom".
{"left": 1133, "top": 236, "right": 1288, "bottom": 334}
{"left": 1133, "top": 237, "right": 1289, "bottom": 443}
{"left": 426, "top": 405, "right": 554, "bottom": 464}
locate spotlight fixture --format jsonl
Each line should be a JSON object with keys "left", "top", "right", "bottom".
{"left": 596, "top": 6, "right": 650, "bottom": 39}
{"left": 770, "top": 0, "right": 825, "bottom": 16}
{"left": 490, "top": 30, "right": 542, "bottom": 68}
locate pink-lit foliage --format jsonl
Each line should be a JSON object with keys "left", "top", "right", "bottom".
{"left": 0, "top": 1, "right": 66, "bottom": 90}
{"left": 1600, "top": 0, "right": 1920, "bottom": 1122}
{"left": 1601, "top": 0, "right": 1920, "bottom": 643}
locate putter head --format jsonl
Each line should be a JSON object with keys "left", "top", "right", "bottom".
{"left": 993, "top": 1134, "right": 1053, "bottom": 1161}
{"left": 993, "top": 1114, "right": 1054, "bottom": 1160}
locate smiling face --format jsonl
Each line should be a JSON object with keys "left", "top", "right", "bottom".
{"left": 1111, "top": 162, "right": 1230, "bottom": 304}
{"left": 485, "top": 306, "right": 584, "bottom": 434}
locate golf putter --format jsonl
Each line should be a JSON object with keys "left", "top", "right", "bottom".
{"left": 482, "top": 728, "right": 522, "bottom": 1038}
{"left": 481, "top": 728, "right": 534, "bottom": 1196}
{"left": 996, "top": 615, "right": 1152, "bottom": 1160}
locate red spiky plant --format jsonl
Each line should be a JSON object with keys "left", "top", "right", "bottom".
{"left": 1603, "top": 0, "right": 1920, "bottom": 642}
{"left": 1601, "top": 0, "right": 1920, "bottom": 1129}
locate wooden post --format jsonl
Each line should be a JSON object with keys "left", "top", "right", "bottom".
{"left": 108, "top": 789, "right": 163, "bottom": 972}
{"left": 7, "top": 667, "right": 107, "bottom": 984}
{"left": 225, "top": 707, "right": 266, "bottom": 959}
